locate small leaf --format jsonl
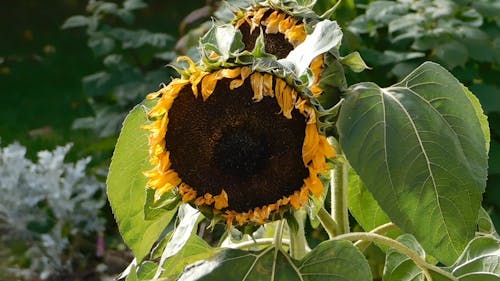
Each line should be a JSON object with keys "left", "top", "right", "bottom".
{"left": 451, "top": 236, "right": 500, "bottom": 278}
{"left": 341, "top": 51, "right": 371, "bottom": 73}
{"left": 107, "top": 104, "right": 176, "bottom": 261}
{"left": 178, "top": 240, "right": 372, "bottom": 281}
{"left": 383, "top": 234, "right": 425, "bottom": 281}
{"left": 136, "top": 261, "right": 158, "bottom": 280}
{"left": 200, "top": 23, "right": 244, "bottom": 63}
{"left": 477, "top": 208, "right": 499, "bottom": 237}
{"left": 124, "top": 0, "right": 147, "bottom": 10}
{"left": 88, "top": 37, "right": 115, "bottom": 56}
{"left": 338, "top": 62, "right": 489, "bottom": 265}
{"left": 61, "top": 15, "right": 89, "bottom": 29}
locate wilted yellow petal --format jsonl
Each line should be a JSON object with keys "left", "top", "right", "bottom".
{"left": 201, "top": 73, "right": 218, "bottom": 101}
{"left": 286, "top": 24, "right": 306, "bottom": 46}
{"left": 250, "top": 72, "right": 264, "bottom": 101}
{"left": 263, "top": 11, "right": 286, "bottom": 34}
{"left": 214, "top": 189, "right": 229, "bottom": 209}
{"left": 278, "top": 16, "right": 295, "bottom": 34}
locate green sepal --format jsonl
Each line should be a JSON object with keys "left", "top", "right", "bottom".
{"left": 199, "top": 22, "right": 245, "bottom": 70}
{"left": 266, "top": 0, "right": 323, "bottom": 21}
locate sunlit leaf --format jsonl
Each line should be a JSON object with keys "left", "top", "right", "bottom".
{"left": 159, "top": 234, "right": 217, "bottom": 280}
{"left": 178, "top": 240, "right": 372, "bottom": 281}
{"left": 451, "top": 236, "right": 500, "bottom": 279}
{"left": 341, "top": 51, "right": 370, "bottom": 73}
{"left": 107, "top": 104, "right": 176, "bottom": 261}
{"left": 144, "top": 188, "right": 180, "bottom": 220}
{"left": 282, "top": 20, "right": 343, "bottom": 76}
{"left": 463, "top": 86, "right": 490, "bottom": 153}
{"left": 477, "top": 208, "right": 499, "bottom": 237}
{"left": 338, "top": 62, "right": 489, "bottom": 265}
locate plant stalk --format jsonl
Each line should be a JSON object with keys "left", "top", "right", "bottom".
{"left": 317, "top": 207, "right": 338, "bottom": 238}
{"left": 331, "top": 144, "right": 350, "bottom": 235}
{"left": 332, "top": 232, "right": 457, "bottom": 281}
{"left": 354, "top": 222, "right": 398, "bottom": 251}
{"left": 289, "top": 209, "right": 309, "bottom": 259}
{"left": 274, "top": 220, "right": 285, "bottom": 250}
{"left": 231, "top": 238, "right": 291, "bottom": 250}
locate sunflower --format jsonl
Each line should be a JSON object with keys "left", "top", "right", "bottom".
{"left": 233, "top": 3, "right": 329, "bottom": 98}
{"left": 234, "top": 5, "right": 306, "bottom": 57}
{"left": 143, "top": 56, "right": 334, "bottom": 228}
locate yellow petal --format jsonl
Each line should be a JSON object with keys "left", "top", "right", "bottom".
{"left": 290, "top": 192, "right": 301, "bottom": 209}
{"left": 304, "top": 171, "right": 323, "bottom": 196}
{"left": 278, "top": 16, "right": 295, "bottom": 34}
{"left": 216, "top": 68, "right": 241, "bottom": 79}
{"left": 214, "top": 189, "right": 229, "bottom": 209}
{"left": 252, "top": 8, "right": 269, "bottom": 31}
{"left": 263, "top": 11, "right": 286, "bottom": 34}
{"left": 250, "top": 72, "right": 264, "bottom": 101}
{"left": 302, "top": 123, "right": 320, "bottom": 165}
{"left": 262, "top": 74, "right": 274, "bottom": 97}
{"left": 286, "top": 24, "right": 306, "bottom": 46}
{"left": 229, "top": 67, "right": 251, "bottom": 89}
{"left": 201, "top": 73, "right": 218, "bottom": 101}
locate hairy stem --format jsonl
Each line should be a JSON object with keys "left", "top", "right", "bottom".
{"left": 317, "top": 207, "right": 338, "bottom": 238}
{"left": 332, "top": 232, "right": 456, "bottom": 281}
{"left": 230, "top": 238, "right": 291, "bottom": 250}
{"left": 289, "top": 209, "right": 309, "bottom": 259}
{"left": 331, "top": 150, "right": 350, "bottom": 235}
{"left": 354, "top": 222, "right": 399, "bottom": 251}
{"left": 274, "top": 220, "right": 285, "bottom": 250}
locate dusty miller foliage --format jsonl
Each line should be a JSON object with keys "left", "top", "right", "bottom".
{"left": 0, "top": 142, "right": 105, "bottom": 279}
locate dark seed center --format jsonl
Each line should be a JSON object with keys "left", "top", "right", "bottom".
{"left": 165, "top": 78, "right": 308, "bottom": 212}
{"left": 214, "top": 127, "right": 270, "bottom": 177}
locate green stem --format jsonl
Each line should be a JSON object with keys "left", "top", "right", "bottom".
{"left": 330, "top": 143, "right": 350, "bottom": 235}
{"left": 289, "top": 209, "right": 309, "bottom": 259}
{"left": 274, "top": 220, "right": 285, "bottom": 250}
{"left": 231, "top": 238, "right": 291, "bottom": 250}
{"left": 332, "top": 232, "right": 456, "bottom": 281}
{"left": 317, "top": 207, "right": 338, "bottom": 239}
{"left": 320, "top": 0, "right": 343, "bottom": 19}
{"left": 354, "top": 222, "right": 398, "bottom": 251}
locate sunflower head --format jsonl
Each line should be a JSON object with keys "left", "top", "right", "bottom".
{"left": 234, "top": 4, "right": 307, "bottom": 57}
{"left": 229, "top": 1, "right": 349, "bottom": 104}
{"left": 143, "top": 55, "right": 335, "bottom": 229}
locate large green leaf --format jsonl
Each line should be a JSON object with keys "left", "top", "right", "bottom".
{"left": 383, "top": 234, "right": 425, "bottom": 281}
{"left": 451, "top": 236, "right": 500, "bottom": 279}
{"left": 107, "top": 104, "right": 176, "bottom": 261}
{"left": 348, "top": 168, "right": 391, "bottom": 232}
{"left": 337, "top": 62, "right": 489, "bottom": 265}
{"left": 178, "top": 240, "right": 372, "bottom": 281}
